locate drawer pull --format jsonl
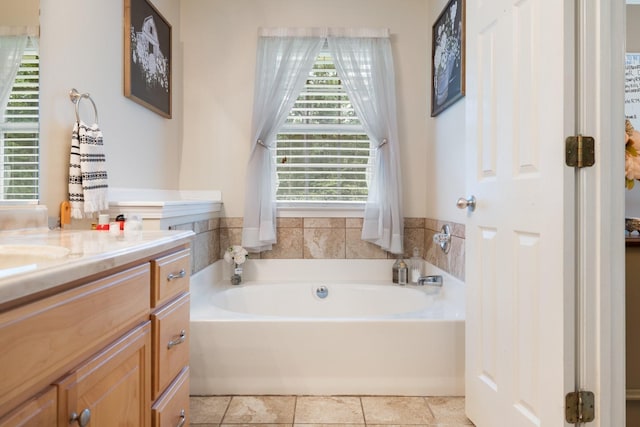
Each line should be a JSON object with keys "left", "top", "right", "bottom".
{"left": 176, "top": 409, "right": 186, "bottom": 427}
{"left": 70, "top": 408, "right": 91, "bottom": 426}
{"left": 167, "top": 330, "right": 186, "bottom": 349}
{"left": 167, "top": 269, "right": 186, "bottom": 281}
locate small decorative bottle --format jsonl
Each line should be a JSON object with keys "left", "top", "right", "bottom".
{"left": 392, "top": 258, "right": 401, "bottom": 283}
{"left": 398, "top": 259, "right": 408, "bottom": 285}
{"left": 410, "top": 247, "right": 422, "bottom": 284}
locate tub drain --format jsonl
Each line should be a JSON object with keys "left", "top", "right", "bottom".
{"left": 315, "top": 285, "right": 328, "bottom": 299}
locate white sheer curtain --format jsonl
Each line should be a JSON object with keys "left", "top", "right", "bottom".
{"left": 0, "top": 34, "right": 28, "bottom": 122}
{"left": 241, "top": 31, "right": 324, "bottom": 251}
{"left": 329, "top": 32, "right": 404, "bottom": 254}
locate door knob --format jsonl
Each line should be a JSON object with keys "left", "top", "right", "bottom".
{"left": 456, "top": 195, "right": 476, "bottom": 212}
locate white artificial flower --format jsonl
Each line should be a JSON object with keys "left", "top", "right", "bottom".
{"left": 225, "top": 245, "right": 249, "bottom": 264}
{"left": 450, "top": 3, "right": 457, "bottom": 23}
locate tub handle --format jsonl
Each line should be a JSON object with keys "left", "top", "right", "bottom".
{"left": 176, "top": 409, "right": 186, "bottom": 427}
{"left": 167, "top": 330, "right": 186, "bottom": 349}
{"left": 167, "top": 269, "right": 186, "bottom": 281}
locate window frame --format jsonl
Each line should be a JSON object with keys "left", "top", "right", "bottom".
{"left": 0, "top": 38, "right": 39, "bottom": 203}
{"left": 274, "top": 46, "right": 372, "bottom": 211}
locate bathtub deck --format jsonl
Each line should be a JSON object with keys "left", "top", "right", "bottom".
{"left": 190, "top": 395, "right": 474, "bottom": 426}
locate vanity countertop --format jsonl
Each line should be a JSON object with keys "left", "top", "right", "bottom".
{"left": 0, "top": 229, "right": 194, "bottom": 309}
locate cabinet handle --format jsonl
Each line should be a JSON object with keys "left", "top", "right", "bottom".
{"left": 70, "top": 408, "right": 91, "bottom": 426}
{"left": 176, "top": 409, "right": 186, "bottom": 427}
{"left": 167, "top": 330, "right": 186, "bottom": 349}
{"left": 167, "top": 269, "right": 186, "bottom": 281}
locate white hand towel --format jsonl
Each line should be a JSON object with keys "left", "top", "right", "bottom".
{"left": 68, "top": 121, "right": 109, "bottom": 219}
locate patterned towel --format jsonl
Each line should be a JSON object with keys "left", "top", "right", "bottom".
{"left": 68, "top": 121, "right": 109, "bottom": 219}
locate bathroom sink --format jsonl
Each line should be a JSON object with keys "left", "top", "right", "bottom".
{"left": 0, "top": 244, "right": 70, "bottom": 258}
{"left": 0, "top": 244, "right": 70, "bottom": 273}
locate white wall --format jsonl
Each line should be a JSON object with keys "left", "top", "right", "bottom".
{"left": 425, "top": 0, "right": 466, "bottom": 225}
{"left": 34, "top": 0, "right": 468, "bottom": 224}
{"left": 180, "top": 0, "right": 430, "bottom": 217}
{"left": 38, "top": 0, "right": 183, "bottom": 212}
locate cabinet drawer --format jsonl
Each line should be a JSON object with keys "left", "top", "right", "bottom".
{"left": 152, "top": 293, "right": 190, "bottom": 399}
{"left": 0, "top": 386, "right": 56, "bottom": 427}
{"left": 152, "top": 367, "right": 189, "bottom": 427}
{"left": 151, "top": 249, "right": 190, "bottom": 308}
{"left": 0, "top": 264, "right": 150, "bottom": 416}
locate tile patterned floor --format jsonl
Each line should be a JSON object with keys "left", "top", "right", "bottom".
{"left": 190, "top": 395, "right": 474, "bottom": 426}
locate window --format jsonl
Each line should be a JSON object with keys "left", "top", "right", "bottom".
{"left": 0, "top": 38, "right": 39, "bottom": 201}
{"left": 275, "top": 48, "right": 373, "bottom": 203}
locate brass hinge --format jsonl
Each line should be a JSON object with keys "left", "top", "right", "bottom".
{"left": 565, "top": 390, "right": 595, "bottom": 423}
{"left": 565, "top": 135, "right": 595, "bottom": 168}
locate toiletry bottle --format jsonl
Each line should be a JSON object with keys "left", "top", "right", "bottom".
{"left": 398, "top": 259, "right": 408, "bottom": 285}
{"left": 392, "top": 258, "right": 401, "bottom": 283}
{"left": 410, "top": 247, "right": 422, "bottom": 284}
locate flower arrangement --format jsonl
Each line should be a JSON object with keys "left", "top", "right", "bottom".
{"left": 626, "top": 119, "right": 640, "bottom": 189}
{"left": 224, "top": 245, "right": 248, "bottom": 266}
{"left": 225, "top": 245, "right": 248, "bottom": 285}
{"left": 433, "top": 1, "right": 461, "bottom": 81}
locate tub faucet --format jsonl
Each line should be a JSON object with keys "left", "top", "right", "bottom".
{"left": 417, "top": 275, "right": 443, "bottom": 287}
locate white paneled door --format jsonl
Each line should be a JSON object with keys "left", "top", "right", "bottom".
{"left": 464, "top": 1, "right": 576, "bottom": 426}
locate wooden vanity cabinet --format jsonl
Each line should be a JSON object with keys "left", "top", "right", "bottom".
{"left": 0, "top": 243, "right": 191, "bottom": 427}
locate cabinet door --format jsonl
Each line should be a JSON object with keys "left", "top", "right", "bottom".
{"left": 57, "top": 322, "right": 151, "bottom": 427}
{"left": 0, "top": 387, "right": 56, "bottom": 427}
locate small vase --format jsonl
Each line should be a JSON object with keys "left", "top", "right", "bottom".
{"left": 230, "top": 263, "right": 242, "bottom": 285}
{"left": 435, "top": 55, "right": 456, "bottom": 106}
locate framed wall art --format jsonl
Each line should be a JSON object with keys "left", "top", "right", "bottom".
{"left": 124, "top": 0, "right": 172, "bottom": 118}
{"left": 431, "top": 0, "right": 465, "bottom": 117}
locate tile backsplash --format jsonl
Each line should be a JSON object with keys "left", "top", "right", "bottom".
{"left": 173, "top": 216, "right": 465, "bottom": 281}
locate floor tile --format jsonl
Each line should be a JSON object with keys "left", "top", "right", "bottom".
{"left": 295, "top": 396, "right": 365, "bottom": 424}
{"left": 366, "top": 425, "right": 430, "bottom": 427}
{"left": 221, "top": 424, "right": 292, "bottom": 427}
{"left": 361, "top": 396, "right": 435, "bottom": 425}
{"left": 294, "top": 424, "right": 365, "bottom": 427}
{"left": 426, "top": 397, "right": 473, "bottom": 425}
{"left": 190, "top": 395, "right": 231, "bottom": 424}
{"left": 223, "top": 395, "right": 296, "bottom": 424}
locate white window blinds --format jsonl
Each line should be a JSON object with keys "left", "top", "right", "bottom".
{"left": 1, "top": 39, "right": 38, "bottom": 201}
{"left": 276, "top": 48, "right": 373, "bottom": 203}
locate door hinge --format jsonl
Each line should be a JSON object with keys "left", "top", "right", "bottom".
{"left": 565, "top": 390, "right": 595, "bottom": 423}
{"left": 565, "top": 135, "right": 595, "bottom": 168}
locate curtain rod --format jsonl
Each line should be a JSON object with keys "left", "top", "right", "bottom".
{"left": 258, "top": 27, "right": 390, "bottom": 39}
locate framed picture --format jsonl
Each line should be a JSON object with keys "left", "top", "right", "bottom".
{"left": 431, "top": 0, "right": 465, "bottom": 117}
{"left": 124, "top": 0, "right": 172, "bottom": 118}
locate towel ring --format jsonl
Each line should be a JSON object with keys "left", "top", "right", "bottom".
{"left": 69, "top": 88, "right": 99, "bottom": 124}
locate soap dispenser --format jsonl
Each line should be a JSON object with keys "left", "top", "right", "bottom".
{"left": 397, "top": 259, "right": 408, "bottom": 285}
{"left": 410, "top": 247, "right": 422, "bottom": 284}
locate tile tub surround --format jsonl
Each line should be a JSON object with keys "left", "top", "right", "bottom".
{"left": 190, "top": 395, "right": 474, "bottom": 426}
{"left": 170, "top": 215, "right": 465, "bottom": 279}
{"left": 214, "top": 216, "right": 465, "bottom": 280}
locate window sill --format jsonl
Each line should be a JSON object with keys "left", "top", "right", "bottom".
{"left": 277, "top": 202, "right": 365, "bottom": 218}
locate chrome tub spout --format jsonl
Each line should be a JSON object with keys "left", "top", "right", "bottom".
{"left": 417, "top": 275, "right": 443, "bottom": 287}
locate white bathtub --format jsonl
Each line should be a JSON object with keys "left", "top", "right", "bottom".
{"left": 189, "top": 259, "right": 465, "bottom": 396}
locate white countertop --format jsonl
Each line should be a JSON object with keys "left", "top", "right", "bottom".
{"left": 0, "top": 229, "right": 194, "bottom": 309}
